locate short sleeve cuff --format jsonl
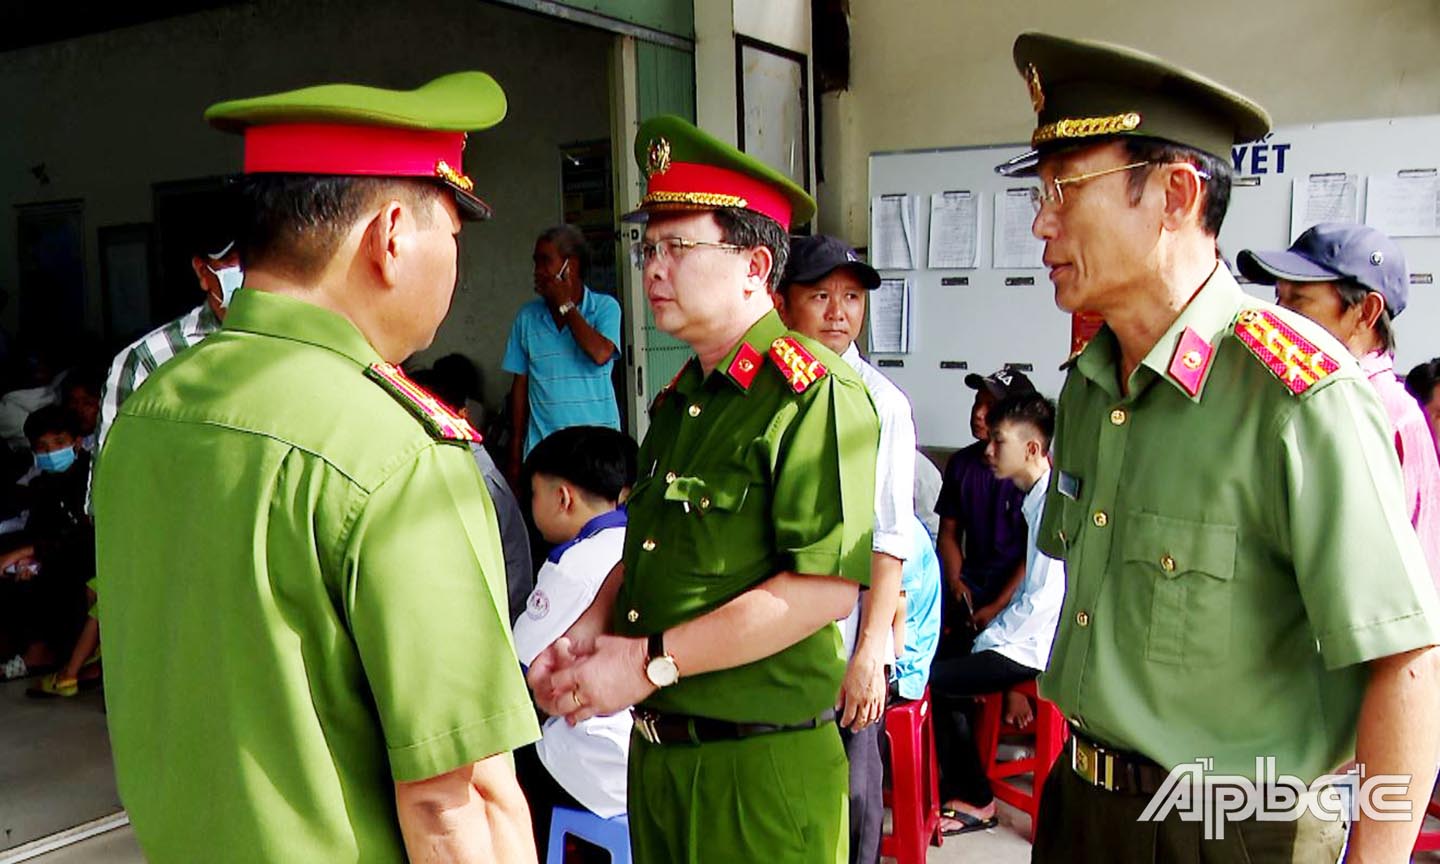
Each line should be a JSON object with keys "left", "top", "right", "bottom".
{"left": 789, "top": 548, "right": 851, "bottom": 581}
{"left": 872, "top": 530, "right": 910, "bottom": 561}
{"left": 1317, "top": 610, "right": 1440, "bottom": 671}
{"left": 388, "top": 701, "right": 540, "bottom": 782}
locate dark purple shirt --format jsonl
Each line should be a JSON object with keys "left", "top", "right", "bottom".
{"left": 934, "top": 441, "right": 1026, "bottom": 606}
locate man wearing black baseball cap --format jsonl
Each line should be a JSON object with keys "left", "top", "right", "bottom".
{"left": 1240, "top": 223, "right": 1440, "bottom": 587}
{"left": 777, "top": 234, "right": 912, "bottom": 864}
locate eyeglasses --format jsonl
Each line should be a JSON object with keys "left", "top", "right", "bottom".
{"left": 629, "top": 236, "right": 747, "bottom": 269}
{"left": 1028, "top": 160, "right": 1211, "bottom": 213}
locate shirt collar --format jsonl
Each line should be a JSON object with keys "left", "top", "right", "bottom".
{"left": 677, "top": 309, "right": 789, "bottom": 396}
{"left": 1022, "top": 467, "right": 1050, "bottom": 523}
{"left": 221, "top": 289, "right": 382, "bottom": 369}
{"left": 190, "top": 302, "right": 223, "bottom": 340}
{"left": 1358, "top": 349, "right": 1395, "bottom": 378}
{"left": 545, "top": 506, "right": 628, "bottom": 564}
{"left": 1074, "top": 263, "right": 1244, "bottom": 403}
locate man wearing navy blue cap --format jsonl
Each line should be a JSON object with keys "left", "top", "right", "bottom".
{"left": 1240, "top": 223, "right": 1440, "bottom": 588}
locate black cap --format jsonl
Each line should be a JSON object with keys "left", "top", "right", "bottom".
{"left": 965, "top": 366, "right": 1037, "bottom": 400}
{"left": 782, "top": 235, "right": 882, "bottom": 291}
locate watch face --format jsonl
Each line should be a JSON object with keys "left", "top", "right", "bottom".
{"left": 647, "top": 656, "right": 679, "bottom": 687}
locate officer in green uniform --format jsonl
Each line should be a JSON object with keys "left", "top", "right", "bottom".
{"left": 992, "top": 34, "right": 1440, "bottom": 862}
{"left": 526, "top": 116, "right": 879, "bottom": 863}
{"left": 93, "top": 74, "right": 540, "bottom": 863}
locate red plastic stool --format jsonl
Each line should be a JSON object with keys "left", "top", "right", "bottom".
{"left": 975, "top": 678, "right": 1068, "bottom": 841}
{"left": 880, "top": 688, "right": 944, "bottom": 864}
{"left": 1412, "top": 797, "right": 1440, "bottom": 851}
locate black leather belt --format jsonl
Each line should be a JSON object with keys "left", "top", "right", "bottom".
{"left": 1068, "top": 729, "right": 1171, "bottom": 796}
{"left": 631, "top": 708, "right": 836, "bottom": 745}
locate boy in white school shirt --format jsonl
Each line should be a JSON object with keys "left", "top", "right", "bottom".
{"left": 511, "top": 425, "right": 637, "bottom": 856}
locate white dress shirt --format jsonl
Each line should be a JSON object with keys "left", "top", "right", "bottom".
{"left": 839, "top": 343, "right": 918, "bottom": 658}
{"left": 971, "top": 468, "right": 1066, "bottom": 671}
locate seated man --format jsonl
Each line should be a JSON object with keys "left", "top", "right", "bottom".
{"left": 0, "top": 406, "right": 96, "bottom": 691}
{"left": 1405, "top": 358, "right": 1440, "bottom": 454}
{"left": 511, "top": 425, "right": 636, "bottom": 855}
{"left": 61, "top": 364, "right": 104, "bottom": 454}
{"left": 411, "top": 365, "right": 533, "bottom": 623}
{"left": 890, "top": 513, "right": 942, "bottom": 704}
{"left": 934, "top": 368, "right": 1033, "bottom": 656}
{"left": 929, "top": 392, "right": 1065, "bottom": 835}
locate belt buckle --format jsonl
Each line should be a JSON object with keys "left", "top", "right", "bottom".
{"left": 632, "top": 709, "right": 660, "bottom": 745}
{"left": 1072, "top": 736, "right": 1116, "bottom": 790}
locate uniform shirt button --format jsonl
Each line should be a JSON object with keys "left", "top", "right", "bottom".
{"left": 627, "top": 609, "right": 639, "bottom": 623}
{"left": 687, "top": 403, "right": 702, "bottom": 417}
{"left": 1110, "top": 408, "right": 1127, "bottom": 425}
{"left": 699, "top": 496, "right": 711, "bottom": 510}
{"left": 664, "top": 471, "right": 677, "bottom": 484}
{"left": 1076, "top": 610, "right": 1091, "bottom": 627}
{"left": 1160, "top": 554, "right": 1177, "bottom": 572}
{"left": 642, "top": 538, "right": 657, "bottom": 551}
{"left": 1092, "top": 511, "right": 1109, "bottom": 528}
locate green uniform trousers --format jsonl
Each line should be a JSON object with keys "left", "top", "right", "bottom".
{"left": 627, "top": 722, "right": 848, "bottom": 863}
{"left": 1032, "top": 759, "right": 1347, "bottom": 863}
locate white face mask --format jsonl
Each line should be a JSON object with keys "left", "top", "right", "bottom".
{"left": 209, "top": 265, "right": 244, "bottom": 308}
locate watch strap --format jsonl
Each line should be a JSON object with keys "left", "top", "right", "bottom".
{"left": 647, "top": 632, "right": 665, "bottom": 663}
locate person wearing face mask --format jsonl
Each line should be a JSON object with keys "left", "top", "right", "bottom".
{"left": 94, "top": 216, "right": 243, "bottom": 459}
{"left": 0, "top": 406, "right": 95, "bottom": 694}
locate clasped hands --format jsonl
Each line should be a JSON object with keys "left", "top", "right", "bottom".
{"left": 527, "top": 630, "right": 656, "bottom": 726}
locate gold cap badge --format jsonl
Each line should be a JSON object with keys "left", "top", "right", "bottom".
{"left": 645, "top": 137, "right": 672, "bottom": 178}
{"left": 1025, "top": 63, "right": 1045, "bottom": 114}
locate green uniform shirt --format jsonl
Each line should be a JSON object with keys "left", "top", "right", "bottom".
{"left": 614, "top": 310, "right": 878, "bottom": 725}
{"left": 94, "top": 290, "right": 539, "bottom": 863}
{"left": 1038, "top": 265, "right": 1440, "bottom": 782}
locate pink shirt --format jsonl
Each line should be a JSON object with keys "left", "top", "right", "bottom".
{"left": 1362, "top": 350, "right": 1440, "bottom": 590}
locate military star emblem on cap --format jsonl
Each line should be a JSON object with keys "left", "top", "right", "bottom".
{"left": 1025, "top": 63, "right": 1045, "bottom": 113}
{"left": 645, "top": 137, "right": 672, "bottom": 178}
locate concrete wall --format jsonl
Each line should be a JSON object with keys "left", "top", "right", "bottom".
{"left": 818, "top": 0, "right": 1440, "bottom": 242}
{"left": 693, "top": 0, "right": 811, "bottom": 155}
{"left": 0, "top": 0, "right": 612, "bottom": 411}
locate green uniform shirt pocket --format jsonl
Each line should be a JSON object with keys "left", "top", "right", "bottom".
{"left": 1123, "top": 512, "right": 1237, "bottom": 667}
{"left": 663, "top": 472, "right": 755, "bottom": 576}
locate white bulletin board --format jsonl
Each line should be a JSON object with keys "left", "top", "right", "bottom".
{"left": 868, "top": 115, "right": 1440, "bottom": 449}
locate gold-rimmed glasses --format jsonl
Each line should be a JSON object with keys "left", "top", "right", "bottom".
{"left": 629, "top": 237, "right": 747, "bottom": 269}
{"left": 1028, "top": 161, "right": 1212, "bottom": 213}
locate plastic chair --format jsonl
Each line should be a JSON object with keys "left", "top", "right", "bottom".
{"left": 880, "top": 688, "right": 944, "bottom": 864}
{"left": 975, "top": 678, "right": 1068, "bottom": 841}
{"left": 1412, "top": 798, "right": 1440, "bottom": 852}
{"left": 545, "top": 806, "right": 631, "bottom": 864}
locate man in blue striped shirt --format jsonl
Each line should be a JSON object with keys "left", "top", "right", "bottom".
{"left": 503, "top": 225, "right": 621, "bottom": 483}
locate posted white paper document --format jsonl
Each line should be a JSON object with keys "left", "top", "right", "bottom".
{"left": 871, "top": 195, "right": 918, "bottom": 270}
{"left": 869, "top": 278, "right": 911, "bottom": 354}
{"left": 1290, "top": 173, "right": 1359, "bottom": 239}
{"left": 927, "top": 191, "right": 980, "bottom": 269}
{"left": 993, "top": 190, "right": 1044, "bottom": 269}
{"left": 1365, "top": 172, "right": 1440, "bottom": 237}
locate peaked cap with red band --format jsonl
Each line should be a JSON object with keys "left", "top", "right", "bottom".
{"left": 625, "top": 115, "right": 816, "bottom": 231}
{"left": 205, "top": 72, "right": 506, "bottom": 220}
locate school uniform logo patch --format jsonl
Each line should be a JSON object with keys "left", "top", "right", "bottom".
{"left": 526, "top": 589, "right": 550, "bottom": 621}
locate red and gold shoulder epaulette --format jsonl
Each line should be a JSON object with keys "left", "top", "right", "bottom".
{"left": 366, "top": 362, "right": 482, "bottom": 444}
{"left": 1232, "top": 308, "right": 1341, "bottom": 396}
{"left": 768, "top": 335, "right": 828, "bottom": 394}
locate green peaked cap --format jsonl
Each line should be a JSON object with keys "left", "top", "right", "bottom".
{"left": 629, "top": 115, "right": 815, "bottom": 229}
{"left": 205, "top": 71, "right": 507, "bottom": 132}
{"left": 203, "top": 72, "right": 507, "bottom": 220}
{"left": 996, "top": 33, "right": 1270, "bottom": 177}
